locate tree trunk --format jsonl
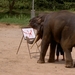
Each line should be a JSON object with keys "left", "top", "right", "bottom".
{"left": 8, "top": 0, "right": 15, "bottom": 14}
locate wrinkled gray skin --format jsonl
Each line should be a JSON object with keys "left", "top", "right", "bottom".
{"left": 28, "top": 10, "right": 75, "bottom": 68}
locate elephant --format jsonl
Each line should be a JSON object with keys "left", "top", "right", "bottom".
{"left": 28, "top": 10, "right": 75, "bottom": 68}
{"left": 28, "top": 12, "right": 62, "bottom": 60}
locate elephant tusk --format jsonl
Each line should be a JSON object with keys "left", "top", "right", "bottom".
{"left": 30, "top": 35, "right": 39, "bottom": 49}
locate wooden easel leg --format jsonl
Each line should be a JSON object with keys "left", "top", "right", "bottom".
{"left": 16, "top": 35, "right": 24, "bottom": 54}
{"left": 36, "top": 43, "right": 40, "bottom": 52}
{"left": 26, "top": 39, "right": 32, "bottom": 58}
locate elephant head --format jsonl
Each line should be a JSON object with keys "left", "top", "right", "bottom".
{"left": 29, "top": 13, "right": 47, "bottom": 29}
{"left": 27, "top": 13, "right": 48, "bottom": 44}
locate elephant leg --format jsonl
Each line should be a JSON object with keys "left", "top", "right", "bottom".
{"left": 48, "top": 40, "right": 56, "bottom": 63}
{"left": 64, "top": 49, "right": 74, "bottom": 68}
{"left": 37, "top": 36, "right": 49, "bottom": 63}
{"left": 61, "top": 38, "right": 74, "bottom": 68}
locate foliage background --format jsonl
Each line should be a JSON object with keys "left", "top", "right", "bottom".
{"left": 0, "top": 0, "right": 75, "bottom": 14}
{"left": 0, "top": 0, "right": 75, "bottom": 26}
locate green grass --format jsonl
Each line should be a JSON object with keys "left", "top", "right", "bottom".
{"left": 0, "top": 14, "right": 30, "bottom": 27}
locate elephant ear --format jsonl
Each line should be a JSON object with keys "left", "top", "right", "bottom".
{"left": 37, "top": 18, "right": 42, "bottom": 24}
{"left": 36, "top": 14, "right": 44, "bottom": 24}
{"left": 38, "top": 13, "right": 47, "bottom": 22}
{"left": 41, "top": 22, "right": 44, "bottom": 26}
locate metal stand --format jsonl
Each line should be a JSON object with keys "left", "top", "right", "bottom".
{"left": 16, "top": 35, "right": 24, "bottom": 54}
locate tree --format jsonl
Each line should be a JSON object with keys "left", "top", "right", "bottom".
{"left": 8, "top": 0, "right": 16, "bottom": 14}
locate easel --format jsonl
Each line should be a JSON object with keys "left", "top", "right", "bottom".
{"left": 16, "top": 27, "right": 40, "bottom": 58}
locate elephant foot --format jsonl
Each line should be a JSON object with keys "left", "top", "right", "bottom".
{"left": 65, "top": 65, "right": 74, "bottom": 68}
{"left": 65, "top": 60, "right": 74, "bottom": 68}
{"left": 37, "top": 59, "right": 45, "bottom": 63}
{"left": 48, "top": 59, "right": 55, "bottom": 63}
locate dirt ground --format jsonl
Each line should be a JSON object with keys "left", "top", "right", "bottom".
{"left": 0, "top": 23, "right": 75, "bottom": 75}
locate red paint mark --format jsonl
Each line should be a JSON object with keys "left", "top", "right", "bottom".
{"left": 23, "top": 30, "right": 33, "bottom": 37}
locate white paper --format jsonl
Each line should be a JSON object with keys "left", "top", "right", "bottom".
{"left": 22, "top": 28, "right": 35, "bottom": 39}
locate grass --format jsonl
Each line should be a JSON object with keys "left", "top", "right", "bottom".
{"left": 0, "top": 14, "right": 31, "bottom": 27}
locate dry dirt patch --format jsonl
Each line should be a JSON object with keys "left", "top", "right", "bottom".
{"left": 0, "top": 23, "right": 75, "bottom": 75}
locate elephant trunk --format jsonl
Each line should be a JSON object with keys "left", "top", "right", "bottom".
{"left": 31, "top": 35, "right": 40, "bottom": 49}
